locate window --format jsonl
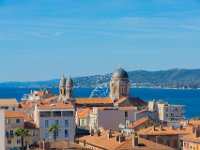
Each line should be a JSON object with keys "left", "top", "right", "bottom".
{"left": 53, "top": 111, "right": 61, "bottom": 117}
{"left": 17, "top": 139, "right": 21, "bottom": 144}
{"left": 63, "top": 111, "right": 73, "bottom": 117}
{"left": 7, "top": 140, "right": 11, "bottom": 144}
{"left": 65, "top": 129, "right": 68, "bottom": 137}
{"left": 10, "top": 130, "right": 14, "bottom": 137}
{"left": 40, "top": 112, "right": 51, "bottom": 117}
{"left": 6, "top": 119, "right": 10, "bottom": 124}
{"left": 33, "top": 130, "right": 36, "bottom": 136}
{"left": 64, "top": 120, "right": 69, "bottom": 127}
{"left": 55, "top": 130, "right": 58, "bottom": 138}
{"left": 45, "top": 120, "right": 49, "bottom": 128}
{"left": 12, "top": 107, "right": 15, "bottom": 111}
{"left": 55, "top": 120, "right": 59, "bottom": 125}
{"left": 16, "top": 119, "right": 20, "bottom": 124}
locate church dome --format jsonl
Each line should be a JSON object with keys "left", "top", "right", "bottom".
{"left": 59, "top": 75, "right": 66, "bottom": 87}
{"left": 66, "top": 76, "right": 74, "bottom": 87}
{"left": 112, "top": 68, "right": 129, "bottom": 79}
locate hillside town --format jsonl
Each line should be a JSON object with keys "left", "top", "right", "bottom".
{"left": 0, "top": 68, "right": 199, "bottom": 150}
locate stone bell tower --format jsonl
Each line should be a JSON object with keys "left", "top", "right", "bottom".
{"left": 58, "top": 75, "right": 74, "bottom": 102}
{"left": 65, "top": 75, "right": 74, "bottom": 101}
{"left": 110, "top": 68, "right": 130, "bottom": 102}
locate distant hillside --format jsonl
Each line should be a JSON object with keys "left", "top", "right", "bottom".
{"left": 1, "top": 69, "right": 200, "bottom": 89}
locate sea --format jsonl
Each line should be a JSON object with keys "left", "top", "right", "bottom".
{"left": 0, "top": 87, "right": 200, "bottom": 119}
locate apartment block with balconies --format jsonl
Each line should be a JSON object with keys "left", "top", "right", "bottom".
{"left": 34, "top": 102, "right": 75, "bottom": 141}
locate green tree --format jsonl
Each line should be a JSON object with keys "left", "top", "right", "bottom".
{"left": 15, "top": 127, "right": 28, "bottom": 150}
{"left": 48, "top": 124, "right": 59, "bottom": 141}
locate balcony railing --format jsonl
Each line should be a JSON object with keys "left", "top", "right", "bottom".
{"left": 5, "top": 123, "right": 24, "bottom": 128}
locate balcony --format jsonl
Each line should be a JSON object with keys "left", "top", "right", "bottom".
{"left": 5, "top": 123, "right": 24, "bottom": 128}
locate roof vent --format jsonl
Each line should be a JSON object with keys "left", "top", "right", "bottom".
{"left": 50, "top": 104, "right": 56, "bottom": 107}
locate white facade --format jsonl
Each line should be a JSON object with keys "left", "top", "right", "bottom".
{"left": 34, "top": 105, "right": 76, "bottom": 141}
{"left": 148, "top": 100, "right": 185, "bottom": 125}
{"left": 0, "top": 109, "right": 5, "bottom": 150}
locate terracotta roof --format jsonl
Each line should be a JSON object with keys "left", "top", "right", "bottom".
{"left": 79, "top": 130, "right": 174, "bottom": 150}
{"left": 24, "top": 121, "right": 37, "bottom": 129}
{"left": 18, "top": 102, "right": 33, "bottom": 109}
{"left": 79, "top": 130, "right": 122, "bottom": 150}
{"left": 0, "top": 99, "right": 18, "bottom": 107}
{"left": 138, "top": 126, "right": 193, "bottom": 135}
{"left": 128, "top": 118, "right": 152, "bottom": 129}
{"left": 77, "top": 108, "right": 92, "bottom": 119}
{"left": 181, "top": 133, "right": 200, "bottom": 143}
{"left": 5, "top": 111, "right": 29, "bottom": 121}
{"left": 114, "top": 97, "right": 128, "bottom": 104}
{"left": 50, "top": 140, "right": 88, "bottom": 149}
{"left": 117, "top": 137, "right": 174, "bottom": 150}
{"left": 76, "top": 98, "right": 113, "bottom": 105}
{"left": 39, "top": 95, "right": 59, "bottom": 104}
{"left": 37, "top": 102, "right": 74, "bottom": 109}
{"left": 189, "top": 120, "right": 200, "bottom": 126}
{"left": 35, "top": 91, "right": 46, "bottom": 97}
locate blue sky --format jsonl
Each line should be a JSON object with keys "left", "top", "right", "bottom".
{"left": 0, "top": 0, "right": 200, "bottom": 82}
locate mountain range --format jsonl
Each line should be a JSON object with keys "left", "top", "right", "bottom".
{"left": 1, "top": 69, "right": 200, "bottom": 89}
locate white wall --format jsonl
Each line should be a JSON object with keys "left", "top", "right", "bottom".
{"left": 0, "top": 109, "right": 5, "bottom": 150}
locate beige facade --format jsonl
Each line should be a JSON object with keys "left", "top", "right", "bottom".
{"left": 89, "top": 107, "right": 136, "bottom": 131}
{"left": 5, "top": 116, "right": 24, "bottom": 150}
{"left": 5, "top": 112, "right": 39, "bottom": 150}
{"left": 0, "top": 109, "right": 5, "bottom": 150}
{"left": 148, "top": 100, "right": 184, "bottom": 124}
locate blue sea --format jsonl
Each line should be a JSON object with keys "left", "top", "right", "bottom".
{"left": 0, "top": 88, "right": 200, "bottom": 119}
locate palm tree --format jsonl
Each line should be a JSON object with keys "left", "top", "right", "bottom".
{"left": 15, "top": 127, "right": 28, "bottom": 150}
{"left": 48, "top": 124, "right": 59, "bottom": 141}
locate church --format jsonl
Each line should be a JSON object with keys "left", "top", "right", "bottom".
{"left": 58, "top": 68, "right": 147, "bottom": 108}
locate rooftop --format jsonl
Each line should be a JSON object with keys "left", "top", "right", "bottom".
{"left": 79, "top": 130, "right": 174, "bottom": 150}
{"left": 5, "top": 111, "right": 29, "bottom": 121}
{"left": 0, "top": 98, "right": 18, "bottom": 107}
{"left": 76, "top": 98, "right": 113, "bottom": 105}
{"left": 37, "top": 102, "right": 74, "bottom": 110}
{"left": 137, "top": 125, "right": 193, "bottom": 135}
{"left": 181, "top": 133, "right": 200, "bottom": 143}
{"left": 128, "top": 118, "right": 153, "bottom": 129}
{"left": 77, "top": 108, "right": 92, "bottom": 119}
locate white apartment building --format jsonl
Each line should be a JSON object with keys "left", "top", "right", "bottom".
{"left": 34, "top": 102, "right": 76, "bottom": 141}
{"left": 148, "top": 100, "right": 185, "bottom": 125}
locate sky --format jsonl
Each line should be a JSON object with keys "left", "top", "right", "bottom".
{"left": 0, "top": 0, "right": 200, "bottom": 82}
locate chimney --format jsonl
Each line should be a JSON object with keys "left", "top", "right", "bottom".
{"left": 97, "top": 129, "right": 101, "bottom": 136}
{"left": 179, "top": 125, "right": 183, "bottom": 130}
{"left": 132, "top": 133, "right": 138, "bottom": 147}
{"left": 159, "top": 125, "right": 163, "bottom": 131}
{"left": 116, "top": 135, "right": 119, "bottom": 142}
{"left": 119, "top": 134, "right": 125, "bottom": 143}
{"left": 90, "top": 129, "right": 94, "bottom": 136}
{"left": 107, "top": 129, "right": 113, "bottom": 139}
{"left": 195, "top": 129, "right": 200, "bottom": 138}
{"left": 152, "top": 125, "right": 156, "bottom": 131}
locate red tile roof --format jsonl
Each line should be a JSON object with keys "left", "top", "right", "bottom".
{"left": 0, "top": 99, "right": 18, "bottom": 107}
{"left": 5, "top": 111, "right": 29, "bottom": 121}
{"left": 128, "top": 118, "right": 151, "bottom": 129}
{"left": 77, "top": 108, "right": 92, "bottom": 119}
{"left": 76, "top": 98, "right": 113, "bottom": 105}
{"left": 79, "top": 130, "right": 174, "bottom": 150}
{"left": 37, "top": 102, "right": 74, "bottom": 109}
